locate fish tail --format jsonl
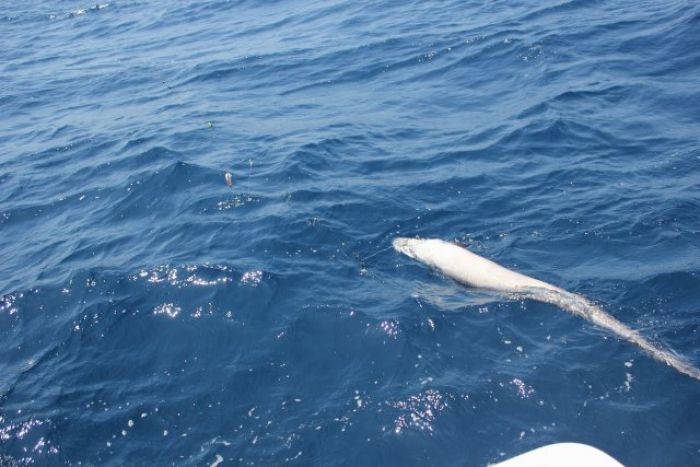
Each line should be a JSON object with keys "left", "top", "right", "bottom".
{"left": 528, "top": 288, "right": 700, "bottom": 381}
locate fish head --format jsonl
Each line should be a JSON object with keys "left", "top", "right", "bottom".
{"left": 392, "top": 237, "right": 449, "bottom": 264}
{"left": 393, "top": 237, "right": 472, "bottom": 274}
{"left": 392, "top": 237, "right": 422, "bottom": 259}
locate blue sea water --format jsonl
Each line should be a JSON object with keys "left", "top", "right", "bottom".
{"left": 1, "top": 0, "right": 700, "bottom": 465}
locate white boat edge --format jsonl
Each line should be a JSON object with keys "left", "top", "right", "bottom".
{"left": 491, "top": 442, "right": 624, "bottom": 467}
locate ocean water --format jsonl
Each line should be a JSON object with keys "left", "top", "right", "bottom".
{"left": 1, "top": 0, "right": 699, "bottom": 465}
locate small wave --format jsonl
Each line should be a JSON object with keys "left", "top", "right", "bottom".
{"left": 131, "top": 264, "right": 263, "bottom": 288}
{"left": 50, "top": 3, "right": 110, "bottom": 21}
{"left": 216, "top": 193, "right": 261, "bottom": 210}
{"left": 388, "top": 389, "right": 453, "bottom": 434}
{"left": 0, "top": 292, "right": 22, "bottom": 315}
{"left": 0, "top": 417, "right": 58, "bottom": 463}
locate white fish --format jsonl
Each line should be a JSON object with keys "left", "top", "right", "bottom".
{"left": 393, "top": 237, "right": 700, "bottom": 381}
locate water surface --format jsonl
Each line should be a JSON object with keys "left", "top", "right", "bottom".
{"left": 1, "top": 0, "right": 699, "bottom": 465}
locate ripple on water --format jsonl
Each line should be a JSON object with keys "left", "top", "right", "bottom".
{"left": 388, "top": 389, "right": 453, "bottom": 435}
{"left": 131, "top": 264, "right": 264, "bottom": 289}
